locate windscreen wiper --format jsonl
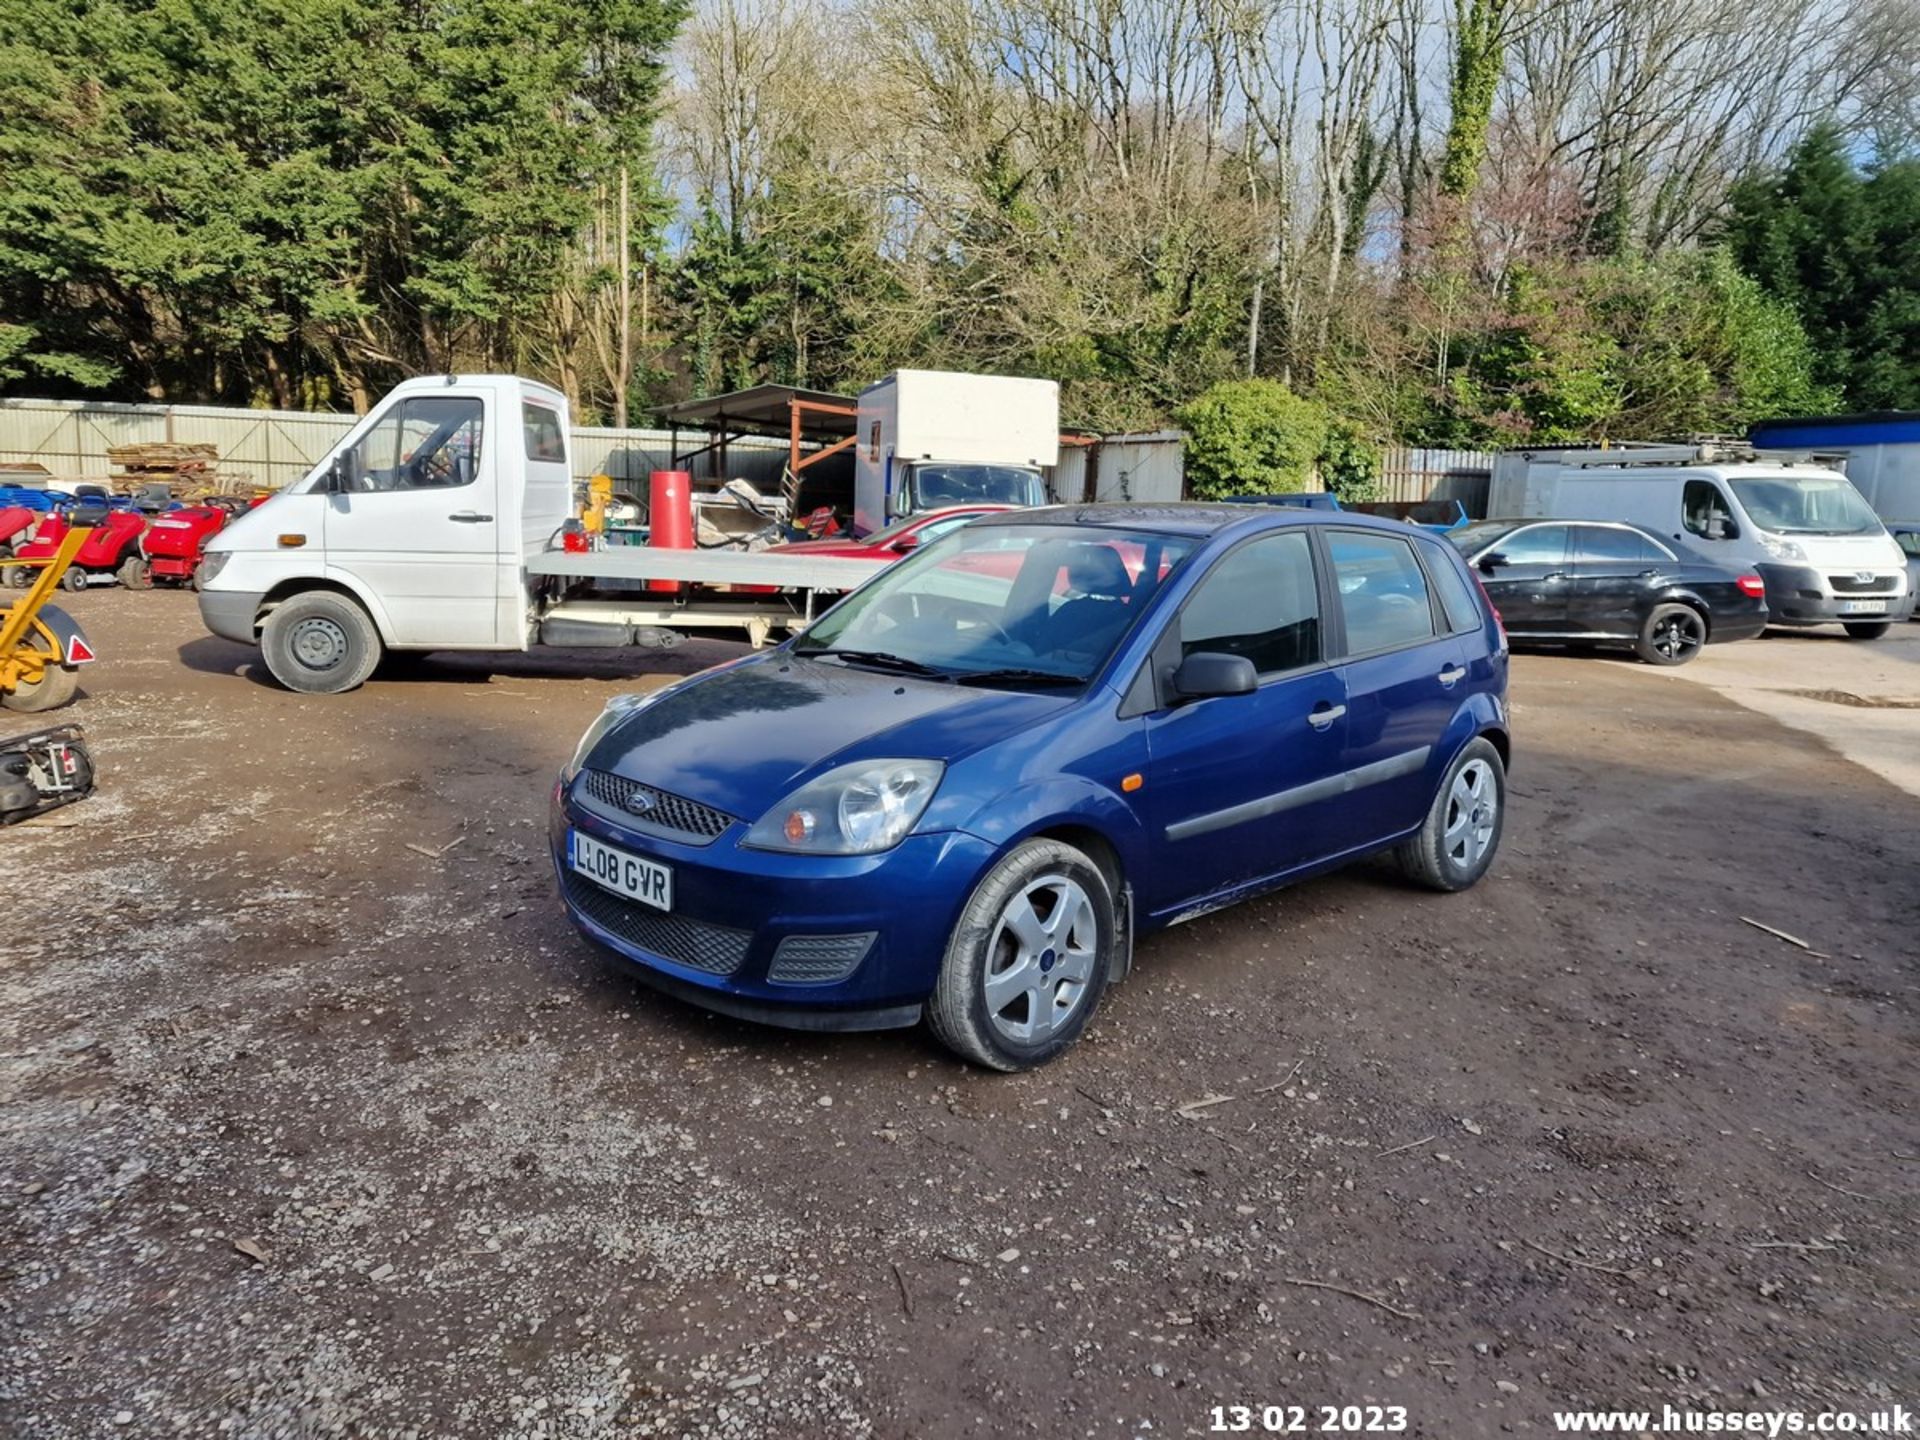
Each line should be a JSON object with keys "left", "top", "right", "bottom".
{"left": 952, "top": 667, "right": 1087, "bottom": 687}
{"left": 797, "top": 647, "right": 953, "bottom": 680}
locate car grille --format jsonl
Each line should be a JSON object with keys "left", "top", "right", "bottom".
{"left": 562, "top": 871, "right": 752, "bottom": 976}
{"left": 1828, "top": 573, "right": 1898, "bottom": 594}
{"left": 768, "top": 933, "right": 876, "bottom": 985}
{"left": 579, "top": 770, "right": 735, "bottom": 844}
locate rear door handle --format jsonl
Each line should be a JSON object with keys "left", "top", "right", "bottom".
{"left": 1438, "top": 665, "right": 1467, "bottom": 687}
{"left": 1306, "top": 703, "right": 1346, "bottom": 731}
{"left": 1543, "top": 571, "right": 1567, "bottom": 582}
{"left": 449, "top": 511, "right": 493, "bottom": 523}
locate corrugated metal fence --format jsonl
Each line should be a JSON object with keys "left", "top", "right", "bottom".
{"left": 0, "top": 397, "right": 793, "bottom": 493}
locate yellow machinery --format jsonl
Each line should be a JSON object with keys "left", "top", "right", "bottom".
{"left": 0, "top": 518, "right": 96, "bottom": 712}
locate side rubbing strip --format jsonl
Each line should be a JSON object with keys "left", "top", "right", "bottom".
{"left": 1164, "top": 747, "right": 1432, "bottom": 842}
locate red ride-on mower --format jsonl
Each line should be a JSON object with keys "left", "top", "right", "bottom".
{"left": 131, "top": 495, "right": 253, "bottom": 588}
{"left": 0, "top": 506, "right": 38, "bottom": 560}
{"left": 9, "top": 509, "right": 149, "bottom": 591}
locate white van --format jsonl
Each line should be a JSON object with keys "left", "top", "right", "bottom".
{"left": 1487, "top": 445, "right": 1915, "bottom": 638}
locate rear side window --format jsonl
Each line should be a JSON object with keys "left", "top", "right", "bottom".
{"left": 1421, "top": 541, "right": 1484, "bottom": 634}
{"left": 1328, "top": 531, "right": 1437, "bottom": 654}
{"left": 523, "top": 403, "right": 567, "bottom": 463}
{"left": 1575, "top": 525, "right": 1669, "bottom": 565}
{"left": 1179, "top": 531, "right": 1321, "bottom": 676}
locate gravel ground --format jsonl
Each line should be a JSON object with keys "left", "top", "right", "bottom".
{"left": 2, "top": 593, "right": 1916, "bottom": 1440}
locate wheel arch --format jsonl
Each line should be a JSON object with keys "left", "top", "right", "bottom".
{"left": 256, "top": 575, "right": 396, "bottom": 644}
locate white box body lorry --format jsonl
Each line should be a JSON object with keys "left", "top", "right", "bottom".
{"left": 196, "top": 375, "right": 883, "bottom": 693}
{"left": 853, "top": 370, "right": 1058, "bottom": 536}
{"left": 1487, "top": 445, "right": 1914, "bottom": 632}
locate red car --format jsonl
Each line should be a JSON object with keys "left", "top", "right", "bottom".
{"left": 769, "top": 505, "right": 1014, "bottom": 561}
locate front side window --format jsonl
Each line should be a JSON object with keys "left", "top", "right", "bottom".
{"left": 799, "top": 524, "right": 1196, "bottom": 683}
{"left": 1178, "top": 531, "right": 1321, "bottom": 675}
{"left": 1896, "top": 531, "right": 1920, "bottom": 558}
{"left": 1328, "top": 531, "right": 1437, "bottom": 653}
{"left": 1487, "top": 524, "right": 1569, "bottom": 566}
{"left": 1575, "top": 525, "right": 1669, "bottom": 565}
{"left": 341, "top": 397, "right": 483, "bottom": 492}
{"left": 1683, "top": 480, "right": 1737, "bottom": 540}
{"left": 523, "top": 403, "right": 566, "bottom": 463}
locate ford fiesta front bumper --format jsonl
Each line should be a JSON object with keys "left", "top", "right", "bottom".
{"left": 549, "top": 774, "right": 997, "bottom": 1031}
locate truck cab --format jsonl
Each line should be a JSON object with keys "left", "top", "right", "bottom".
{"left": 853, "top": 370, "right": 1059, "bottom": 535}
{"left": 198, "top": 375, "right": 573, "bottom": 678}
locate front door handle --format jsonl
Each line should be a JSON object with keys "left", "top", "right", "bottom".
{"left": 1438, "top": 665, "right": 1467, "bottom": 687}
{"left": 1306, "top": 703, "right": 1346, "bottom": 731}
{"left": 449, "top": 511, "right": 493, "bottom": 523}
{"left": 1543, "top": 570, "right": 1567, "bottom": 582}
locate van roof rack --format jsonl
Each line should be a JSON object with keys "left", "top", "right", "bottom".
{"left": 1515, "top": 441, "right": 1820, "bottom": 468}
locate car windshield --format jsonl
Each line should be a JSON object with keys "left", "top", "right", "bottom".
{"left": 1728, "top": 475, "right": 1883, "bottom": 535}
{"left": 1447, "top": 521, "right": 1521, "bottom": 555}
{"left": 795, "top": 523, "right": 1197, "bottom": 683}
{"left": 910, "top": 464, "right": 1045, "bottom": 509}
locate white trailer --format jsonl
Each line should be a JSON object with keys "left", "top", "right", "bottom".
{"left": 196, "top": 375, "right": 887, "bottom": 693}
{"left": 853, "top": 370, "right": 1058, "bottom": 535}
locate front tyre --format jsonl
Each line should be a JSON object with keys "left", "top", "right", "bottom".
{"left": 928, "top": 838, "right": 1116, "bottom": 1072}
{"left": 1396, "top": 737, "right": 1506, "bottom": 893}
{"left": 1842, "top": 620, "right": 1891, "bottom": 640}
{"left": 260, "top": 591, "right": 383, "bottom": 694}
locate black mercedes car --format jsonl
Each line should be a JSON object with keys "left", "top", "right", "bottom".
{"left": 1447, "top": 519, "right": 1769, "bottom": 665}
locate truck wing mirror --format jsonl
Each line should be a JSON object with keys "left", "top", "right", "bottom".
{"left": 891, "top": 532, "right": 921, "bottom": 552}
{"left": 323, "top": 454, "right": 353, "bottom": 493}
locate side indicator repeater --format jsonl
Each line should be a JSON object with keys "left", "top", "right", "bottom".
{"left": 1121, "top": 773, "right": 1144, "bottom": 793}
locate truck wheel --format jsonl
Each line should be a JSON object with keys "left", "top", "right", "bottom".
{"left": 1843, "top": 621, "right": 1891, "bottom": 640}
{"left": 118, "top": 555, "right": 152, "bottom": 590}
{"left": 261, "top": 591, "right": 383, "bottom": 694}
{"left": 3, "top": 663, "right": 79, "bottom": 713}
{"left": 927, "top": 838, "right": 1116, "bottom": 1072}
{"left": 1635, "top": 603, "right": 1705, "bottom": 665}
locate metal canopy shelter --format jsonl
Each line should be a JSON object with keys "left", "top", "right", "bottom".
{"left": 656, "top": 384, "right": 859, "bottom": 485}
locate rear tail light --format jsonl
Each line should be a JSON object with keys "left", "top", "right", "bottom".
{"left": 1737, "top": 574, "right": 1766, "bottom": 599}
{"left": 1473, "top": 575, "right": 1506, "bottom": 643}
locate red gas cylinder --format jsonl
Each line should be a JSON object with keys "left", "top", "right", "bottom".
{"left": 647, "top": 469, "right": 693, "bottom": 595}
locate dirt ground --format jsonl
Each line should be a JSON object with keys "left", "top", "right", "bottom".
{"left": 3, "top": 593, "right": 1916, "bottom": 1440}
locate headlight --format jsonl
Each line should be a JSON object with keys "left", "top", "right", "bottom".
{"left": 1757, "top": 534, "right": 1806, "bottom": 563}
{"left": 198, "top": 551, "right": 230, "bottom": 585}
{"left": 562, "top": 691, "right": 659, "bottom": 782}
{"left": 744, "top": 759, "right": 944, "bottom": 855}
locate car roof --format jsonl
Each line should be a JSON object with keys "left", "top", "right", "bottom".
{"left": 969, "top": 502, "right": 1428, "bottom": 539}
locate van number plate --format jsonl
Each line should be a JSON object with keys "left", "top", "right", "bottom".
{"left": 570, "top": 830, "right": 672, "bottom": 911}
{"left": 1841, "top": 600, "right": 1887, "bottom": 614}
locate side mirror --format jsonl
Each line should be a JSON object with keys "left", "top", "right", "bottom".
{"left": 1171, "top": 651, "right": 1257, "bottom": 701}
{"left": 323, "top": 454, "right": 353, "bottom": 493}
{"left": 891, "top": 532, "right": 922, "bottom": 553}
{"left": 1477, "top": 551, "right": 1506, "bottom": 573}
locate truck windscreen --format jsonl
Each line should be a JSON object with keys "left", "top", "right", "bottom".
{"left": 1728, "top": 476, "right": 1883, "bottom": 535}
{"left": 911, "top": 464, "right": 1045, "bottom": 509}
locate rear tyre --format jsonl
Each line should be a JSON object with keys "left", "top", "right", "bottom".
{"left": 260, "top": 591, "right": 383, "bottom": 695}
{"left": 1395, "top": 737, "right": 1506, "bottom": 893}
{"left": 3, "top": 663, "right": 79, "bottom": 713}
{"left": 1635, "top": 603, "right": 1706, "bottom": 665}
{"left": 1843, "top": 620, "right": 1891, "bottom": 640}
{"left": 118, "top": 555, "right": 152, "bottom": 590}
{"left": 927, "top": 838, "right": 1116, "bottom": 1072}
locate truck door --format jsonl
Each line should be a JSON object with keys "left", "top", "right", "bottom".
{"left": 321, "top": 390, "right": 501, "bottom": 647}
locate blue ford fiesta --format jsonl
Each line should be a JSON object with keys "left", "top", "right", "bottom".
{"left": 552, "top": 504, "right": 1510, "bottom": 1071}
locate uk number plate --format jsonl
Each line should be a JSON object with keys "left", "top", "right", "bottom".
{"left": 570, "top": 830, "right": 672, "bottom": 911}
{"left": 1841, "top": 599, "right": 1887, "bottom": 614}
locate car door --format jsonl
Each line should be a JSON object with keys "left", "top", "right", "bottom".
{"left": 1137, "top": 529, "right": 1349, "bottom": 917}
{"left": 1469, "top": 523, "right": 1571, "bottom": 633}
{"left": 321, "top": 390, "right": 500, "bottom": 647}
{"left": 1324, "top": 528, "right": 1466, "bottom": 849}
{"left": 1567, "top": 524, "right": 1674, "bottom": 639}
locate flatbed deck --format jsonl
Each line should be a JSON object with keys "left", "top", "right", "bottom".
{"left": 525, "top": 546, "right": 881, "bottom": 590}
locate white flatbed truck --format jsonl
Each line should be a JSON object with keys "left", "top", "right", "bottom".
{"left": 196, "top": 375, "right": 887, "bottom": 693}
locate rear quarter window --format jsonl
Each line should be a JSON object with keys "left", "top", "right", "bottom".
{"left": 1421, "top": 540, "right": 1485, "bottom": 634}
{"left": 523, "top": 403, "right": 567, "bottom": 463}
